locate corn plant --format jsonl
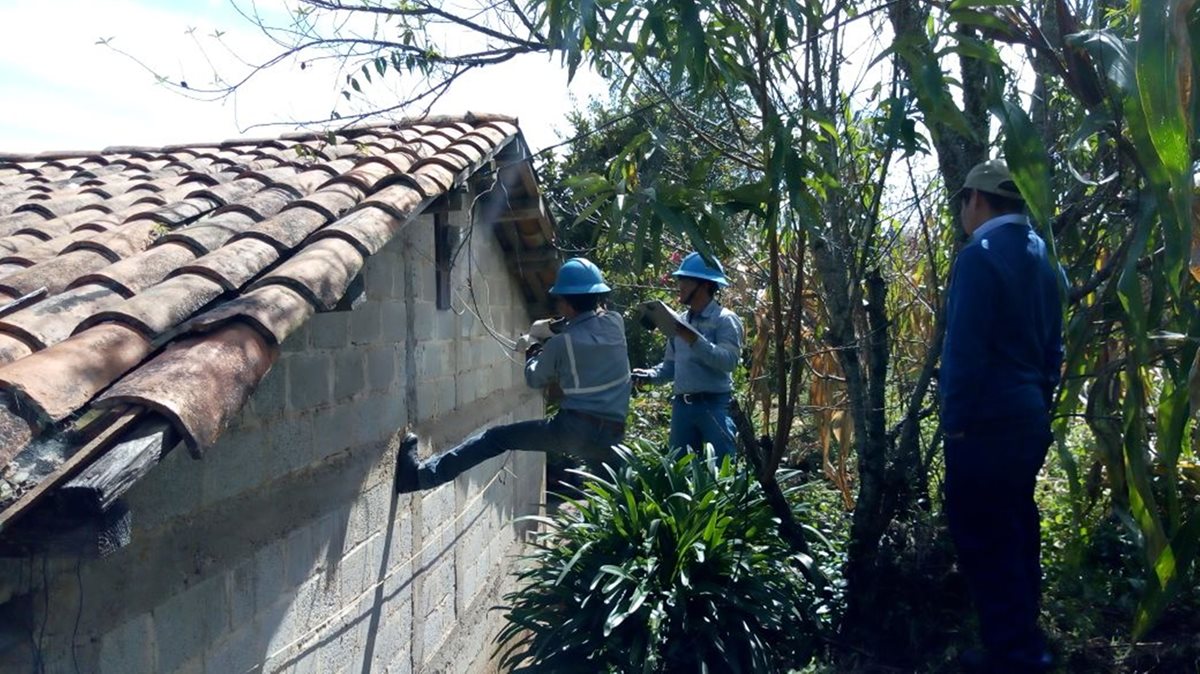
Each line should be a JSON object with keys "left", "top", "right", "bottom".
{"left": 495, "top": 442, "right": 826, "bottom": 673}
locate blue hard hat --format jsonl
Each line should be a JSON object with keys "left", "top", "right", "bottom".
{"left": 672, "top": 252, "right": 729, "bottom": 287}
{"left": 548, "top": 257, "right": 611, "bottom": 295}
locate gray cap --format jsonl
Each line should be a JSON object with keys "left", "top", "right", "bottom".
{"left": 959, "top": 159, "right": 1023, "bottom": 201}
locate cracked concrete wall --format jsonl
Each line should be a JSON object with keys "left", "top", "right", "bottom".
{"left": 0, "top": 199, "right": 546, "bottom": 674}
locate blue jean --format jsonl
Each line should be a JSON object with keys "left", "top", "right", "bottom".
{"left": 944, "top": 414, "right": 1051, "bottom": 662}
{"left": 668, "top": 393, "right": 737, "bottom": 460}
{"left": 418, "top": 410, "right": 625, "bottom": 488}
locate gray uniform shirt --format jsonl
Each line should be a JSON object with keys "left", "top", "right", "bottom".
{"left": 525, "top": 310, "right": 632, "bottom": 422}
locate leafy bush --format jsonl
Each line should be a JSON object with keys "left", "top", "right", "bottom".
{"left": 496, "top": 442, "right": 826, "bottom": 673}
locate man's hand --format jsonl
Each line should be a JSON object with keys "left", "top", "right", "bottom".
{"left": 631, "top": 368, "right": 655, "bottom": 389}
{"left": 529, "top": 318, "right": 558, "bottom": 341}
{"left": 525, "top": 342, "right": 544, "bottom": 362}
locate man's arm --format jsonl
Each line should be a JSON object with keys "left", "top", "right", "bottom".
{"left": 1043, "top": 272, "right": 1066, "bottom": 410}
{"left": 678, "top": 312, "right": 742, "bottom": 373}
{"left": 634, "top": 339, "right": 675, "bottom": 384}
{"left": 524, "top": 335, "right": 563, "bottom": 389}
{"left": 940, "top": 247, "right": 996, "bottom": 434}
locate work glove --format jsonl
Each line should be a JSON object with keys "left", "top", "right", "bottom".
{"left": 525, "top": 342, "right": 544, "bottom": 362}
{"left": 514, "top": 333, "right": 539, "bottom": 354}
{"left": 631, "top": 368, "right": 655, "bottom": 387}
{"left": 529, "top": 317, "right": 565, "bottom": 341}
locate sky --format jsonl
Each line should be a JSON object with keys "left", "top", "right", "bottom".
{"left": 0, "top": 0, "right": 608, "bottom": 154}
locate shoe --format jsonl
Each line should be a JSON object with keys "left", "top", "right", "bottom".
{"left": 396, "top": 433, "right": 421, "bottom": 493}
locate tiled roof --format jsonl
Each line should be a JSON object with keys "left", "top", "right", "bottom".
{"left": 0, "top": 114, "right": 559, "bottom": 528}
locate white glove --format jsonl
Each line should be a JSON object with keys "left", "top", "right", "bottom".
{"left": 514, "top": 334, "right": 538, "bottom": 353}
{"left": 529, "top": 318, "right": 557, "bottom": 341}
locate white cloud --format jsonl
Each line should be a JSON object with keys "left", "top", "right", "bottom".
{"left": 0, "top": 0, "right": 606, "bottom": 153}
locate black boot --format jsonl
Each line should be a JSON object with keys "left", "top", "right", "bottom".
{"left": 396, "top": 433, "right": 422, "bottom": 493}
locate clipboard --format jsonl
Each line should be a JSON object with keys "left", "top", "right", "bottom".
{"left": 636, "top": 300, "right": 701, "bottom": 339}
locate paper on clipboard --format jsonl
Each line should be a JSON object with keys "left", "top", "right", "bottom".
{"left": 637, "top": 300, "right": 701, "bottom": 338}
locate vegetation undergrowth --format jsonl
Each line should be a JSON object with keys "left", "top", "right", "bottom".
{"left": 497, "top": 441, "right": 830, "bottom": 673}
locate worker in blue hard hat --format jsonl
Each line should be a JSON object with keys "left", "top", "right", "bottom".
{"left": 397, "top": 257, "right": 632, "bottom": 492}
{"left": 633, "top": 251, "right": 744, "bottom": 460}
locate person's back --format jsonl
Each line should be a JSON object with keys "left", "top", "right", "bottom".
{"left": 530, "top": 309, "right": 631, "bottom": 422}
{"left": 941, "top": 217, "right": 1062, "bottom": 433}
{"left": 939, "top": 159, "right": 1061, "bottom": 673}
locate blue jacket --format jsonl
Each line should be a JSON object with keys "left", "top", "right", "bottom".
{"left": 644, "top": 300, "right": 743, "bottom": 395}
{"left": 940, "top": 215, "right": 1064, "bottom": 433}
{"left": 525, "top": 310, "right": 632, "bottom": 422}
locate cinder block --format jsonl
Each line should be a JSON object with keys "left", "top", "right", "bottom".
{"left": 414, "top": 380, "right": 437, "bottom": 421}
{"left": 364, "top": 255, "right": 394, "bottom": 298}
{"left": 368, "top": 584, "right": 413, "bottom": 671}
{"left": 309, "top": 312, "right": 349, "bottom": 350}
{"left": 350, "top": 301, "right": 383, "bottom": 345}
{"left": 259, "top": 587, "right": 309, "bottom": 660}
{"left": 458, "top": 310, "right": 477, "bottom": 339}
{"left": 335, "top": 535, "right": 371, "bottom": 602}
{"left": 204, "top": 621, "right": 263, "bottom": 674}
{"left": 380, "top": 302, "right": 406, "bottom": 345}
{"left": 250, "top": 359, "right": 287, "bottom": 420}
{"left": 152, "top": 574, "right": 226, "bottom": 674}
{"left": 227, "top": 561, "right": 256, "bottom": 629}
{"left": 334, "top": 348, "right": 366, "bottom": 401}
{"left": 123, "top": 443, "right": 202, "bottom": 532}
{"left": 287, "top": 352, "right": 332, "bottom": 411}
{"left": 413, "top": 301, "right": 435, "bottom": 341}
{"left": 419, "top": 483, "right": 456, "bottom": 542}
{"left": 433, "top": 310, "right": 457, "bottom": 340}
{"left": 417, "top": 341, "right": 451, "bottom": 380}
{"left": 284, "top": 524, "right": 316, "bottom": 589}
{"left": 418, "top": 596, "right": 454, "bottom": 667}
{"left": 386, "top": 652, "right": 414, "bottom": 674}
{"left": 98, "top": 614, "right": 156, "bottom": 674}
{"left": 366, "top": 346, "right": 396, "bottom": 392}
{"left": 434, "top": 378, "right": 457, "bottom": 418}
{"left": 353, "top": 395, "right": 397, "bottom": 447}
{"left": 266, "top": 413, "right": 315, "bottom": 478}
{"left": 202, "top": 426, "right": 269, "bottom": 505}
{"left": 254, "top": 540, "right": 287, "bottom": 616}
{"left": 312, "top": 404, "right": 355, "bottom": 459}
{"left": 391, "top": 257, "right": 407, "bottom": 299}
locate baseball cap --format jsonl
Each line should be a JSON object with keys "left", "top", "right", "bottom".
{"left": 956, "top": 159, "right": 1023, "bottom": 201}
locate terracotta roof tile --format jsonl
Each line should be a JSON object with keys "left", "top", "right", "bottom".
{"left": 0, "top": 116, "right": 544, "bottom": 497}
{"left": 72, "top": 241, "right": 197, "bottom": 295}
{"left": 183, "top": 284, "right": 313, "bottom": 346}
{"left": 0, "top": 334, "right": 33, "bottom": 367}
{"left": 252, "top": 237, "right": 364, "bottom": 310}
{"left": 174, "top": 237, "right": 279, "bottom": 291}
{"left": 0, "top": 249, "right": 116, "bottom": 297}
{"left": 236, "top": 204, "right": 330, "bottom": 251}
{"left": 0, "top": 323, "right": 152, "bottom": 422}
{"left": 95, "top": 321, "right": 276, "bottom": 455}
{"left": 0, "top": 284, "right": 126, "bottom": 349}
{"left": 78, "top": 273, "right": 225, "bottom": 338}
{"left": 0, "top": 406, "right": 35, "bottom": 468}
{"left": 157, "top": 211, "right": 259, "bottom": 254}
{"left": 318, "top": 199, "right": 422, "bottom": 256}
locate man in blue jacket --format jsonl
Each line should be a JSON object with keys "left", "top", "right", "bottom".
{"left": 940, "top": 159, "right": 1062, "bottom": 672}
{"left": 396, "top": 258, "right": 631, "bottom": 492}
{"left": 633, "top": 252, "right": 744, "bottom": 460}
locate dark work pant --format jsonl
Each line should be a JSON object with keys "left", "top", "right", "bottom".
{"left": 418, "top": 409, "right": 625, "bottom": 489}
{"left": 669, "top": 393, "right": 737, "bottom": 460}
{"left": 944, "top": 414, "right": 1051, "bottom": 661}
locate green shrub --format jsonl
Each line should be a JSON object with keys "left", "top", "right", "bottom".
{"left": 496, "top": 441, "right": 825, "bottom": 673}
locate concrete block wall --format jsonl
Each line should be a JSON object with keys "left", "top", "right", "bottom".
{"left": 0, "top": 198, "right": 546, "bottom": 674}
